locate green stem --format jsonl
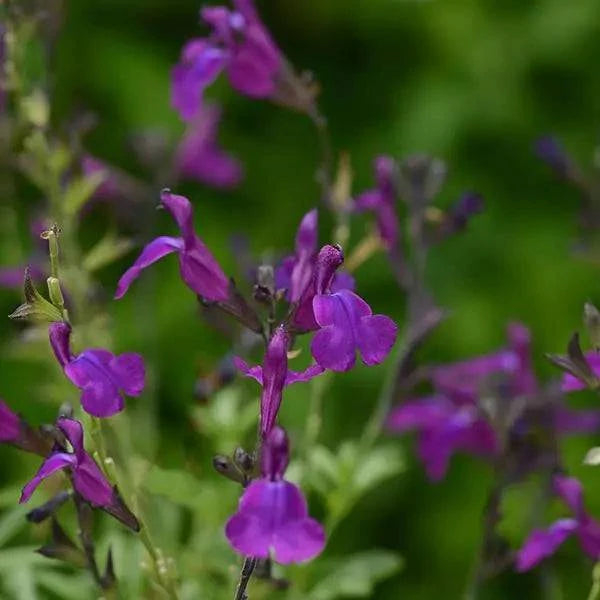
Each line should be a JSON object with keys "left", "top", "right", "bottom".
{"left": 88, "top": 417, "right": 178, "bottom": 599}
{"left": 587, "top": 562, "right": 600, "bottom": 600}
{"left": 359, "top": 339, "right": 405, "bottom": 454}
{"left": 303, "top": 372, "right": 333, "bottom": 459}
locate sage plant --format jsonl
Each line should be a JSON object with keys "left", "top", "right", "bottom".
{"left": 1, "top": 1, "right": 599, "bottom": 600}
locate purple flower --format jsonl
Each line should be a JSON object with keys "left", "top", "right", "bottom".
{"left": 234, "top": 325, "right": 323, "bottom": 437}
{"left": 353, "top": 156, "right": 399, "bottom": 249}
{"left": 562, "top": 352, "right": 600, "bottom": 392}
{"left": 171, "top": 0, "right": 282, "bottom": 121}
{"left": 49, "top": 322, "right": 145, "bottom": 418}
{"left": 440, "top": 192, "right": 484, "bottom": 236}
{"left": 174, "top": 103, "right": 243, "bottom": 189}
{"left": 297, "top": 245, "right": 397, "bottom": 371}
{"left": 225, "top": 426, "right": 325, "bottom": 563}
{"left": 276, "top": 209, "right": 355, "bottom": 303}
{"left": 0, "top": 399, "right": 20, "bottom": 442}
{"left": 516, "top": 475, "right": 600, "bottom": 571}
{"left": 276, "top": 209, "right": 318, "bottom": 302}
{"left": 387, "top": 396, "right": 498, "bottom": 481}
{"left": 432, "top": 323, "right": 537, "bottom": 404}
{"left": 554, "top": 407, "right": 600, "bottom": 433}
{"left": 20, "top": 417, "right": 114, "bottom": 507}
{"left": 534, "top": 136, "right": 574, "bottom": 179}
{"left": 115, "top": 190, "right": 229, "bottom": 301}
{"left": 81, "top": 155, "right": 124, "bottom": 201}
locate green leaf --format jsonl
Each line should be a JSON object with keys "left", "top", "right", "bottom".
{"left": 82, "top": 230, "right": 134, "bottom": 273}
{"left": 0, "top": 505, "right": 28, "bottom": 547}
{"left": 143, "top": 465, "right": 205, "bottom": 510}
{"left": 63, "top": 173, "right": 104, "bottom": 217}
{"left": 191, "top": 387, "right": 257, "bottom": 449}
{"left": 309, "top": 550, "right": 403, "bottom": 600}
{"left": 9, "top": 268, "right": 64, "bottom": 323}
{"left": 309, "top": 445, "right": 341, "bottom": 491}
{"left": 37, "top": 570, "right": 94, "bottom": 600}
{"left": 2, "top": 564, "right": 39, "bottom": 600}
{"left": 352, "top": 444, "right": 404, "bottom": 497}
{"left": 0, "top": 546, "right": 49, "bottom": 570}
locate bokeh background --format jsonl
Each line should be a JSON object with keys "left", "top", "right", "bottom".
{"left": 2, "top": 0, "right": 600, "bottom": 598}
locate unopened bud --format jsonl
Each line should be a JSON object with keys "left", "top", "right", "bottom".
{"left": 233, "top": 447, "right": 254, "bottom": 474}
{"left": 212, "top": 455, "right": 245, "bottom": 484}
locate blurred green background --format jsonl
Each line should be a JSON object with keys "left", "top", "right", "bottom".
{"left": 2, "top": 0, "right": 600, "bottom": 598}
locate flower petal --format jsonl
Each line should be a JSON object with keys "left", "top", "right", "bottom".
{"left": 56, "top": 417, "right": 84, "bottom": 460}
{"left": 354, "top": 189, "right": 382, "bottom": 211}
{"left": 285, "top": 364, "right": 325, "bottom": 385}
{"left": 175, "top": 105, "right": 243, "bottom": 189}
{"left": 224, "top": 479, "right": 324, "bottom": 564}
{"left": 356, "top": 314, "right": 398, "bottom": 366}
{"left": 225, "top": 512, "right": 271, "bottom": 559}
{"left": 554, "top": 475, "right": 585, "bottom": 518}
{"left": 115, "top": 236, "right": 183, "bottom": 299}
{"left": 515, "top": 519, "right": 578, "bottom": 571}
{"left": 160, "top": 191, "right": 195, "bottom": 245}
{"left": 272, "top": 518, "right": 326, "bottom": 564}
{"left": 73, "top": 453, "right": 114, "bottom": 507}
{"left": 555, "top": 407, "right": 600, "bottom": 434}
{"left": 65, "top": 351, "right": 124, "bottom": 417}
{"left": 386, "top": 397, "right": 450, "bottom": 433}
{"left": 561, "top": 353, "right": 600, "bottom": 392}
{"left": 171, "top": 41, "right": 227, "bottom": 121}
{"left": 233, "top": 356, "right": 263, "bottom": 385}
{"left": 310, "top": 293, "right": 358, "bottom": 371}
{"left": 48, "top": 322, "right": 73, "bottom": 369}
{"left": 111, "top": 353, "right": 145, "bottom": 397}
{"left": 578, "top": 518, "right": 600, "bottom": 560}
{"left": 20, "top": 453, "right": 76, "bottom": 503}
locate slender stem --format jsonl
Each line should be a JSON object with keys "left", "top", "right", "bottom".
{"left": 359, "top": 339, "right": 405, "bottom": 452}
{"left": 234, "top": 557, "right": 257, "bottom": 600}
{"left": 463, "top": 480, "right": 503, "bottom": 600}
{"left": 308, "top": 106, "right": 333, "bottom": 208}
{"left": 304, "top": 372, "right": 332, "bottom": 451}
{"left": 588, "top": 563, "right": 600, "bottom": 600}
{"left": 73, "top": 494, "right": 104, "bottom": 591}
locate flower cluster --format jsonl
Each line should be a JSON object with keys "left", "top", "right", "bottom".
{"left": 387, "top": 324, "right": 600, "bottom": 481}
{"left": 114, "top": 188, "right": 399, "bottom": 562}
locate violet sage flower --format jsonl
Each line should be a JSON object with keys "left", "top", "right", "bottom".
{"left": 225, "top": 425, "right": 325, "bottom": 563}
{"left": 49, "top": 322, "right": 145, "bottom": 418}
{"left": 171, "top": 0, "right": 282, "bottom": 121}
{"left": 275, "top": 209, "right": 354, "bottom": 302}
{"left": 81, "top": 155, "right": 124, "bottom": 201}
{"left": 174, "top": 103, "right": 243, "bottom": 189}
{"left": 387, "top": 396, "right": 498, "bottom": 481}
{"left": 20, "top": 417, "right": 113, "bottom": 507}
{"left": 234, "top": 324, "right": 324, "bottom": 437}
{"left": 353, "top": 155, "right": 399, "bottom": 249}
{"left": 432, "top": 323, "right": 538, "bottom": 404}
{"left": 388, "top": 324, "right": 600, "bottom": 481}
{"left": 516, "top": 475, "right": 600, "bottom": 571}
{"left": 297, "top": 244, "right": 398, "bottom": 372}
{"left": 115, "top": 190, "right": 230, "bottom": 301}
{"left": 534, "top": 136, "right": 576, "bottom": 180}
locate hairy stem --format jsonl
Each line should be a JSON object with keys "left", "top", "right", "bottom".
{"left": 234, "top": 557, "right": 257, "bottom": 600}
